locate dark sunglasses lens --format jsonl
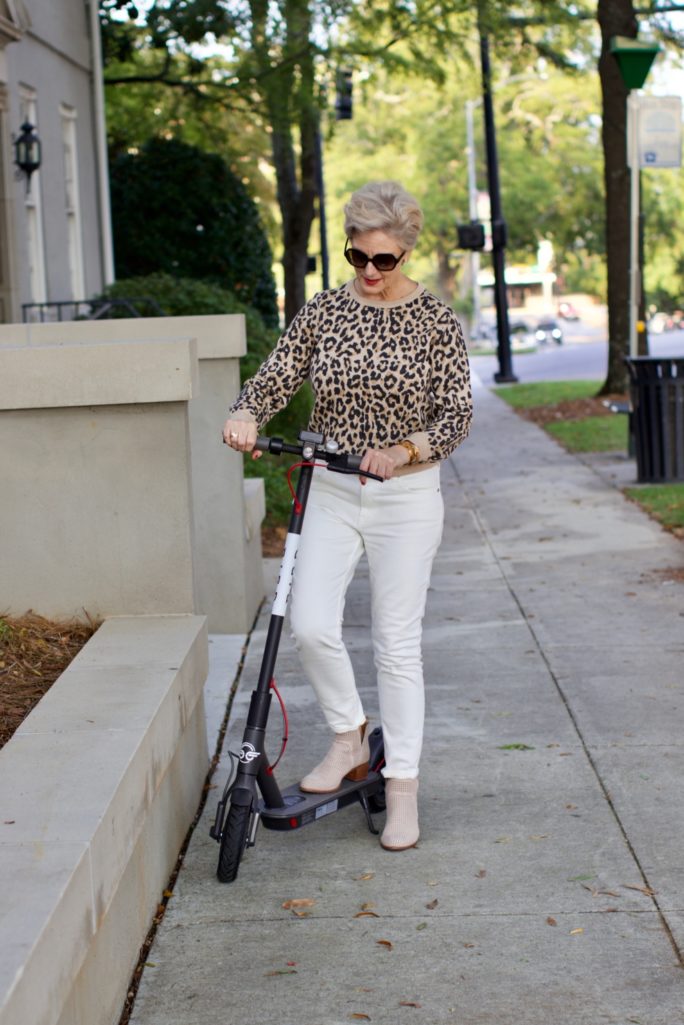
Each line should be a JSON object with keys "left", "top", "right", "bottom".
{"left": 345, "top": 247, "right": 367, "bottom": 268}
{"left": 345, "top": 247, "right": 398, "bottom": 270}
{"left": 372, "top": 254, "right": 398, "bottom": 271}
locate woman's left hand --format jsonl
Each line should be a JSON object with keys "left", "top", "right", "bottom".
{"left": 358, "top": 445, "right": 410, "bottom": 484}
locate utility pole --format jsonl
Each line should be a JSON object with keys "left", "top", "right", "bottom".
{"left": 465, "top": 100, "right": 481, "bottom": 341}
{"left": 314, "top": 123, "right": 329, "bottom": 290}
{"left": 478, "top": 13, "right": 517, "bottom": 383}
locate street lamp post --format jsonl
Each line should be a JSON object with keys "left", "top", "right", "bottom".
{"left": 609, "top": 35, "right": 661, "bottom": 358}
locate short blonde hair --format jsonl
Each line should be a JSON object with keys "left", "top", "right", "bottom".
{"left": 344, "top": 181, "right": 423, "bottom": 251}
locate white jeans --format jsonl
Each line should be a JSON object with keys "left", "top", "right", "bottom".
{"left": 289, "top": 464, "right": 444, "bottom": 779}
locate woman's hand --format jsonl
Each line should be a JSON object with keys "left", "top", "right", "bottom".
{"left": 222, "top": 413, "right": 261, "bottom": 458}
{"left": 358, "top": 444, "right": 410, "bottom": 484}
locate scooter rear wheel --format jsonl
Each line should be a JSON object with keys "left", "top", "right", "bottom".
{"left": 217, "top": 802, "right": 251, "bottom": 883}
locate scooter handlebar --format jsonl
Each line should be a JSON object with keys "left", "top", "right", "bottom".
{"left": 254, "top": 435, "right": 382, "bottom": 481}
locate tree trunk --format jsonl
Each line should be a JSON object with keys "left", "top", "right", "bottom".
{"left": 435, "top": 243, "right": 457, "bottom": 305}
{"left": 597, "top": 0, "right": 638, "bottom": 395}
{"left": 251, "top": 0, "right": 318, "bottom": 326}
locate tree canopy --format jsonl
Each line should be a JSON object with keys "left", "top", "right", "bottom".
{"left": 100, "top": 0, "right": 684, "bottom": 388}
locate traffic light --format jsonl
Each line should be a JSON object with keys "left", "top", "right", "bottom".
{"left": 457, "top": 222, "right": 486, "bottom": 250}
{"left": 335, "top": 69, "right": 353, "bottom": 120}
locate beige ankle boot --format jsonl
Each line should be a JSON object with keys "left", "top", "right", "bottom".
{"left": 380, "top": 778, "right": 419, "bottom": 851}
{"left": 300, "top": 721, "right": 370, "bottom": 794}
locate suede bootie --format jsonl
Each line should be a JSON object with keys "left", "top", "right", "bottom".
{"left": 380, "top": 778, "right": 419, "bottom": 851}
{"left": 300, "top": 721, "right": 370, "bottom": 794}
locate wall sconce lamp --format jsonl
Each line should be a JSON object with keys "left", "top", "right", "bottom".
{"left": 14, "top": 121, "right": 42, "bottom": 194}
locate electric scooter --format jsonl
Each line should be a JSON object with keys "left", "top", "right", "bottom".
{"left": 210, "top": 430, "right": 386, "bottom": 883}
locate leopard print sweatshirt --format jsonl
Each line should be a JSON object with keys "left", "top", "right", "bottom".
{"left": 230, "top": 280, "right": 473, "bottom": 467}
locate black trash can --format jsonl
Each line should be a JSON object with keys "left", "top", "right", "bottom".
{"left": 625, "top": 356, "right": 684, "bottom": 483}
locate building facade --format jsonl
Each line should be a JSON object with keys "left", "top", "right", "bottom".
{"left": 0, "top": 0, "right": 113, "bottom": 324}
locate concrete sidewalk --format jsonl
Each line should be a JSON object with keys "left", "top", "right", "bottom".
{"left": 130, "top": 377, "right": 684, "bottom": 1025}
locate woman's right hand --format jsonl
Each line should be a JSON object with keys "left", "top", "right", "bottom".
{"left": 222, "top": 414, "right": 260, "bottom": 457}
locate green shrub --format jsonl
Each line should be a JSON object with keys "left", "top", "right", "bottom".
{"left": 109, "top": 137, "right": 278, "bottom": 326}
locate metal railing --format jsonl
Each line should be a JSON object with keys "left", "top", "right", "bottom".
{"left": 22, "top": 297, "right": 165, "bottom": 323}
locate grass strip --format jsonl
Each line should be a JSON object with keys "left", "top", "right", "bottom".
{"left": 546, "top": 416, "right": 628, "bottom": 453}
{"left": 625, "top": 484, "right": 684, "bottom": 532}
{"left": 493, "top": 380, "right": 601, "bottom": 409}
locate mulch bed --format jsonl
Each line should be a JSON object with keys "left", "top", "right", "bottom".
{"left": 515, "top": 393, "right": 629, "bottom": 427}
{"left": 262, "top": 524, "right": 288, "bottom": 557}
{"left": 0, "top": 612, "right": 98, "bottom": 750}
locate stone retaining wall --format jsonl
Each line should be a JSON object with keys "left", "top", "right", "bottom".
{"left": 0, "top": 615, "right": 210, "bottom": 1025}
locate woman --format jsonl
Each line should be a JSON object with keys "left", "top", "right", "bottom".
{"left": 223, "top": 181, "right": 472, "bottom": 851}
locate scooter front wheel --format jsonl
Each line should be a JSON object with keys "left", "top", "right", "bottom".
{"left": 217, "top": 802, "right": 252, "bottom": 883}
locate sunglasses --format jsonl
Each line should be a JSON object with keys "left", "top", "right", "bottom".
{"left": 344, "top": 239, "right": 405, "bottom": 272}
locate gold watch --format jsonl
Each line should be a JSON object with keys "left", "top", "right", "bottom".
{"left": 397, "top": 439, "right": 421, "bottom": 465}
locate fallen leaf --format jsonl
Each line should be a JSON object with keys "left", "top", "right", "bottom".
{"left": 601, "top": 907, "right": 619, "bottom": 913}
{"left": 350, "top": 1014, "right": 371, "bottom": 1021}
{"left": 426, "top": 898, "right": 439, "bottom": 909}
{"left": 144, "top": 961, "right": 157, "bottom": 968}
{"left": 3, "top": 821, "right": 15, "bottom": 825}
{"left": 569, "top": 928, "right": 584, "bottom": 935}
{"left": 565, "top": 803, "right": 578, "bottom": 810}
{"left": 475, "top": 870, "right": 486, "bottom": 879}
{"left": 416, "top": 923, "right": 428, "bottom": 931}
{"left": 292, "top": 911, "right": 311, "bottom": 918}
{"left": 463, "top": 942, "right": 476, "bottom": 948}
{"left": 377, "top": 939, "right": 393, "bottom": 950}
{"left": 528, "top": 835, "right": 548, "bottom": 841}
{"left": 265, "top": 969, "right": 297, "bottom": 976}
{"left": 581, "top": 884, "right": 621, "bottom": 899}
{"left": 400, "top": 1002, "right": 422, "bottom": 1008}
{"left": 494, "top": 836, "right": 512, "bottom": 844}
{"left": 361, "top": 902, "right": 376, "bottom": 911}
{"left": 546, "top": 917, "right": 557, "bottom": 927}
{"left": 498, "top": 743, "right": 534, "bottom": 751}
{"left": 354, "top": 873, "right": 375, "bottom": 881}
{"left": 354, "top": 911, "right": 379, "bottom": 918}
{"left": 282, "top": 898, "right": 316, "bottom": 910}
{"left": 163, "top": 890, "right": 174, "bottom": 898}
{"left": 622, "top": 884, "right": 657, "bottom": 897}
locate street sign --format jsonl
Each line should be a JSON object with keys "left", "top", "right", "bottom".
{"left": 637, "top": 96, "right": 682, "bottom": 168}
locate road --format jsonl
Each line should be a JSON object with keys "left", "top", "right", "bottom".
{"left": 470, "top": 324, "right": 684, "bottom": 386}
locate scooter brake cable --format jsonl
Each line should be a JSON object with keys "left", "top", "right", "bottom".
{"left": 285, "top": 461, "right": 328, "bottom": 513}
{"left": 267, "top": 677, "right": 289, "bottom": 772}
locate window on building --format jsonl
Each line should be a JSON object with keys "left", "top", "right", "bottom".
{"left": 19, "top": 89, "right": 47, "bottom": 305}
{"left": 60, "top": 105, "right": 85, "bottom": 300}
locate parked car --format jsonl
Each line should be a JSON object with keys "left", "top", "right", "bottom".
{"left": 649, "top": 311, "right": 684, "bottom": 333}
{"left": 509, "top": 320, "right": 537, "bottom": 352}
{"left": 558, "top": 301, "right": 579, "bottom": 321}
{"left": 535, "top": 318, "right": 564, "bottom": 345}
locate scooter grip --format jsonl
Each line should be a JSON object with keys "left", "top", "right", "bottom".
{"left": 344, "top": 453, "right": 363, "bottom": 470}
{"left": 255, "top": 436, "right": 271, "bottom": 452}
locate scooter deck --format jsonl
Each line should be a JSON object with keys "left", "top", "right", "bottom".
{"left": 259, "top": 772, "right": 383, "bottom": 831}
